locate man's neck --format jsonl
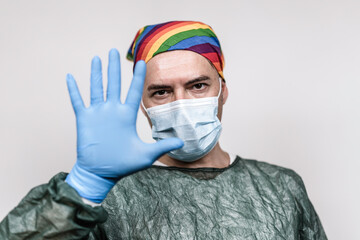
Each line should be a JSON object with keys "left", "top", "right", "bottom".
{"left": 157, "top": 143, "right": 230, "bottom": 168}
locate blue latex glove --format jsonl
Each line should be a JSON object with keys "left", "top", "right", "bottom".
{"left": 65, "top": 49, "right": 184, "bottom": 203}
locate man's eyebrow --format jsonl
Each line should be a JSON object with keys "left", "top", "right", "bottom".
{"left": 147, "top": 76, "right": 211, "bottom": 92}
{"left": 185, "top": 76, "right": 210, "bottom": 85}
{"left": 147, "top": 84, "right": 172, "bottom": 92}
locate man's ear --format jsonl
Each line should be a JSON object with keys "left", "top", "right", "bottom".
{"left": 221, "top": 80, "right": 229, "bottom": 105}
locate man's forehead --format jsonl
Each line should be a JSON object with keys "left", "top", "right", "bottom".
{"left": 145, "top": 50, "right": 218, "bottom": 84}
{"left": 148, "top": 50, "right": 212, "bottom": 70}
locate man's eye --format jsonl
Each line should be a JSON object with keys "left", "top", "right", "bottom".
{"left": 153, "top": 90, "right": 167, "bottom": 96}
{"left": 193, "top": 83, "right": 206, "bottom": 90}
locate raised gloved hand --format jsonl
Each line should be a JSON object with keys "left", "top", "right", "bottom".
{"left": 65, "top": 49, "right": 184, "bottom": 203}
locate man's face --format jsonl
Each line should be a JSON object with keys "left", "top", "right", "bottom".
{"left": 141, "top": 50, "right": 228, "bottom": 122}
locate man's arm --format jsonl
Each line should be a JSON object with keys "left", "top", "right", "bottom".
{"left": 0, "top": 49, "right": 183, "bottom": 239}
{"left": 0, "top": 173, "right": 107, "bottom": 239}
{"left": 284, "top": 169, "right": 327, "bottom": 240}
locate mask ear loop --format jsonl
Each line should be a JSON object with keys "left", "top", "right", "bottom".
{"left": 216, "top": 77, "right": 222, "bottom": 99}
{"left": 141, "top": 100, "right": 149, "bottom": 114}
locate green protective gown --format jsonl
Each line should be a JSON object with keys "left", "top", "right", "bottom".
{"left": 0, "top": 156, "right": 327, "bottom": 239}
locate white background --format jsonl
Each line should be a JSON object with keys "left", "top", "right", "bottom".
{"left": 0, "top": 0, "right": 359, "bottom": 239}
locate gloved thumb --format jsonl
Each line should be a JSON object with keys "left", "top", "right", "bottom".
{"left": 149, "top": 138, "right": 184, "bottom": 160}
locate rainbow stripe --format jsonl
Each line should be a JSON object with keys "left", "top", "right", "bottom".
{"left": 127, "top": 21, "right": 225, "bottom": 79}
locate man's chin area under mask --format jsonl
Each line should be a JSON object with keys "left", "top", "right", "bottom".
{"left": 156, "top": 143, "right": 230, "bottom": 169}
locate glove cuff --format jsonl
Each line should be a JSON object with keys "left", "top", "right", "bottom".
{"left": 65, "top": 163, "right": 116, "bottom": 203}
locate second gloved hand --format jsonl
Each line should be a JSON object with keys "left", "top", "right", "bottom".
{"left": 65, "top": 49, "right": 183, "bottom": 203}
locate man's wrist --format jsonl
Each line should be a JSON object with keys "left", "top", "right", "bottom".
{"left": 65, "top": 163, "right": 116, "bottom": 203}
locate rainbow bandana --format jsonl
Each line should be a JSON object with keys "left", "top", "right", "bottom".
{"left": 127, "top": 21, "right": 225, "bottom": 79}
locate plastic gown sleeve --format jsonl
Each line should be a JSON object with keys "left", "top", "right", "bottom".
{"left": 0, "top": 172, "right": 108, "bottom": 240}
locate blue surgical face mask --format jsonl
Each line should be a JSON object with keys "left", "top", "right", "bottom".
{"left": 143, "top": 78, "right": 223, "bottom": 162}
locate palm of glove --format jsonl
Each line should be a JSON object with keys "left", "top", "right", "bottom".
{"left": 76, "top": 102, "right": 149, "bottom": 177}
{"left": 65, "top": 49, "right": 183, "bottom": 202}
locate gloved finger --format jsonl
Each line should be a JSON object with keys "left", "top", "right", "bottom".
{"left": 90, "top": 56, "right": 104, "bottom": 105}
{"left": 148, "top": 138, "right": 184, "bottom": 160}
{"left": 125, "top": 60, "right": 146, "bottom": 108}
{"left": 66, "top": 74, "right": 85, "bottom": 113}
{"left": 106, "top": 48, "right": 121, "bottom": 103}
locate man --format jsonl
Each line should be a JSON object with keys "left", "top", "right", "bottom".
{"left": 0, "top": 21, "right": 327, "bottom": 239}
